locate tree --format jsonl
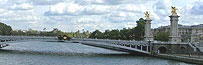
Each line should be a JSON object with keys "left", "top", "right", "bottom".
{"left": 89, "top": 30, "right": 103, "bottom": 39}
{"left": 0, "top": 22, "right": 12, "bottom": 35}
{"left": 89, "top": 18, "right": 146, "bottom": 40}
{"left": 134, "top": 18, "right": 145, "bottom": 40}
{"left": 154, "top": 32, "right": 170, "bottom": 41}
{"left": 108, "top": 29, "right": 120, "bottom": 39}
{"left": 103, "top": 30, "right": 111, "bottom": 39}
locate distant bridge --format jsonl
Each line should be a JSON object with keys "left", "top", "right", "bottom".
{"left": 0, "top": 36, "right": 57, "bottom": 48}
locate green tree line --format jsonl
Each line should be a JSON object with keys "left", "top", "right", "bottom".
{"left": 89, "top": 18, "right": 170, "bottom": 41}
{"left": 0, "top": 20, "right": 169, "bottom": 41}
{"left": 0, "top": 22, "right": 89, "bottom": 37}
{"left": 0, "top": 22, "right": 12, "bottom": 35}
{"left": 89, "top": 18, "right": 146, "bottom": 41}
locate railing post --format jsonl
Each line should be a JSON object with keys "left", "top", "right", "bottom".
{"left": 148, "top": 41, "right": 153, "bottom": 55}
{"left": 141, "top": 45, "right": 143, "bottom": 51}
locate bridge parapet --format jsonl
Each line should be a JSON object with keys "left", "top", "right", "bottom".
{"left": 73, "top": 38, "right": 148, "bottom": 45}
{"left": 73, "top": 38, "right": 152, "bottom": 54}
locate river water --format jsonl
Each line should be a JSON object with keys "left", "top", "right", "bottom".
{"left": 0, "top": 39, "right": 194, "bottom": 65}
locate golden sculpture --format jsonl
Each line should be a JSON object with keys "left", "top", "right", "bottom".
{"left": 171, "top": 6, "right": 178, "bottom": 15}
{"left": 145, "top": 11, "right": 150, "bottom": 19}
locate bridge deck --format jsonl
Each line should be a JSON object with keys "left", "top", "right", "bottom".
{"left": 80, "top": 41, "right": 150, "bottom": 55}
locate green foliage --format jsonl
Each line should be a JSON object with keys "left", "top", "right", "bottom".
{"left": 12, "top": 30, "right": 26, "bottom": 35}
{"left": 134, "top": 18, "right": 145, "bottom": 40}
{"left": 0, "top": 22, "right": 90, "bottom": 37}
{"left": 154, "top": 32, "right": 170, "bottom": 41}
{"left": 200, "top": 36, "right": 203, "bottom": 40}
{"left": 0, "top": 22, "right": 12, "bottom": 35}
{"left": 89, "top": 18, "right": 146, "bottom": 40}
{"left": 89, "top": 30, "right": 103, "bottom": 39}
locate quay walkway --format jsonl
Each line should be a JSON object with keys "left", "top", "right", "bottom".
{"left": 155, "top": 54, "right": 203, "bottom": 65}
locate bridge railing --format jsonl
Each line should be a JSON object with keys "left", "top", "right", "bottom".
{"left": 73, "top": 38, "right": 153, "bottom": 54}
{"left": 73, "top": 38, "right": 149, "bottom": 45}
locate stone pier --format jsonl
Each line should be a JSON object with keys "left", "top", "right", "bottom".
{"left": 144, "top": 19, "right": 153, "bottom": 41}
{"left": 169, "top": 15, "right": 181, "bottom": 43}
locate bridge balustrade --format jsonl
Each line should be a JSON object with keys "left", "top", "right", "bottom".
{"left": 75, "top": 38, "right": 151, "bottom": 53}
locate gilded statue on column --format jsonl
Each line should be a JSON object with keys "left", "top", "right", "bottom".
{"left": 145, "top": 11, "right": 150, "bottom": 20}
{"left": 171, "top": 6, "right": 178, "bottom": 15}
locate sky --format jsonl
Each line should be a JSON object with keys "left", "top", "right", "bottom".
{"left": 0, "top": 0, "right": 203, "bottom": 32}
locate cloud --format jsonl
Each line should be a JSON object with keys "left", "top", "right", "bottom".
{"left": 153, "top": 0, "right": 172, "bottom": 10}
{"left": 0, "top": 0, "right": 202, "bottom": 32}
{"left": 10, "top": 3, "right": 33, "bottom": 10}
{"left": 82, "top": 5, "right": 110, "bottom": 15}
{"left": 44, "top": 3, "right": 112, "bottom": 16}
{"left": 191, "top": 2, "right": 203, "bottom": 15}
{"left": 28, "top": 0, "right": 66, "bottom": 5}
{"left": 106, "top": 11, "right": 138, "bottom": 23}
{"left": 75, "top": 0, "right": 155, "bottom": 5}
{"left": 44, "top": 2, "right": 83, "bottom": 16}
{"left": 118, "top": 4, "right": 147, "bottom": 13}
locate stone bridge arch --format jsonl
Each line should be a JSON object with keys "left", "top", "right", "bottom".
{"left": 158, "top": 46, "right": 167, "bottom": 54}
{"left": 152, "top": 45, "right": 170, "bottom": 54}
{"left": 179, "top": 46, "right": 187, "bottom": 54}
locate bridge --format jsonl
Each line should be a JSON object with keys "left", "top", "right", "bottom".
{"left": 0, "top": 36, "right": 57, "bottom": 48}
{"left": 72, "top": 38, "right": 203, "bottom": 55}
{"left": 1, "top": 35, "right": 201, "bottom": 56}
{"left": 74, "top": 38, "right": 150, "bottom": 55}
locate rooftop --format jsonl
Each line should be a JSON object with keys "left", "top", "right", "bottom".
{"left": 155, "top": 24, "right": 203, "bottom": 29}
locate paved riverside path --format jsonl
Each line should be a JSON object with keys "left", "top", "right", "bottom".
{"left": 155, "top": 54, "right": 203, "bottom": 65}
{"left": 194, "top": 43, "right": 203, "bottom": 53}
{"left": 79, "top": 41, "right": 150, "bottom": 55}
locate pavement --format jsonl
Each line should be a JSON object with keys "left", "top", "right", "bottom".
{"left": 194, "top": 43, "right": 203, "bottom": 53}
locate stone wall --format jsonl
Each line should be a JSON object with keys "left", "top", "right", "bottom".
{"left": 152, "top": 43, "right": 201, "bottom": 54}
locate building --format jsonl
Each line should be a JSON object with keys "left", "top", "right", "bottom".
{"left": 152, "top": 24, "right": 203, "bottom": 42}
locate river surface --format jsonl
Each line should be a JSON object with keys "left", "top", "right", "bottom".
{"left": 0, "top": 39, "right": 194, "bottom": 65}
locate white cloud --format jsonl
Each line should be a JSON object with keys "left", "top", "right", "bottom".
{"left": 191, "top": 2, "right": 203, "bottom": 15}
{"left": 153, "top": 0, "right": 172, "bottom": 10}
{"left": 82, "top": 5, "right": 110, "bottom": 15}
{"left": 10, "top": 3, "right": 33, "bottom": 10}
{"left": 44, "top": 2, "right": 83, "bottom": 16}
{"left": 75, "top": 0, "right": 155, "bottom": 5}
{"left": 28, "top": 0, "right": 66, "bottom": 5}
{"left": 118, "top": 4, "right": 147, "bottom": 13}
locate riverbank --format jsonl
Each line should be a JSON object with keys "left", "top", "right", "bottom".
{"left": 154, "top": 54, "right": 203, "bottom": 64}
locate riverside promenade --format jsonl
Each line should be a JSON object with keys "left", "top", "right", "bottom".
{"left": 154, "top": 54, "right": 203, "bottom": 64}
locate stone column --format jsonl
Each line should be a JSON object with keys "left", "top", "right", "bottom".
{"left": 169, "top": 15, "right": 181, "bottom": 43}
{"left": 144, "top": 19, "right": 153, "bottom": 41}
